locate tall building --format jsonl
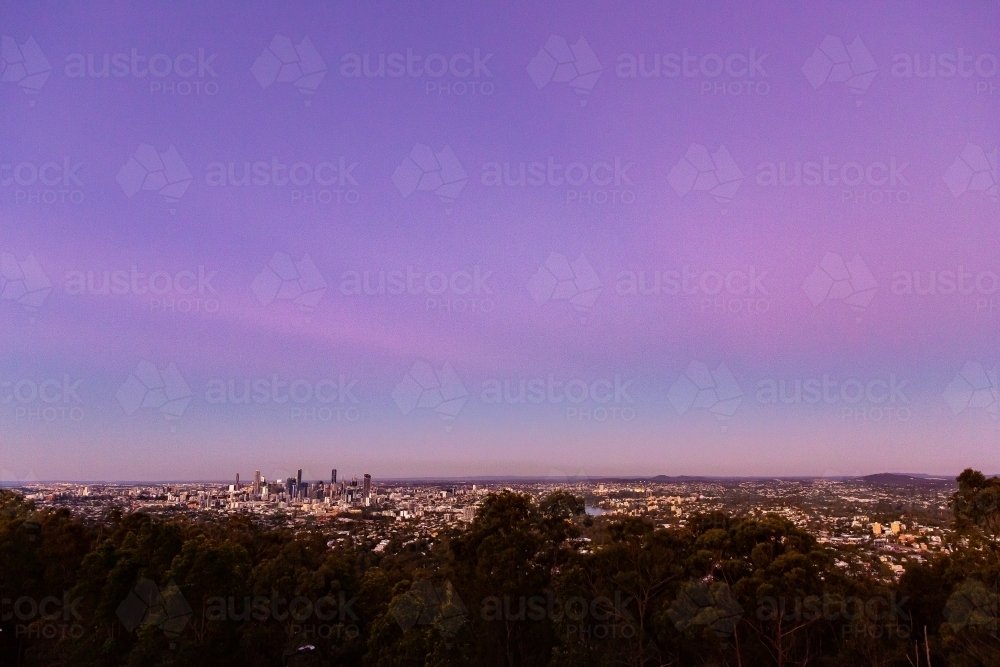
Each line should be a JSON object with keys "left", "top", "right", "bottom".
{"left": 331, "top": 469, "right": 337, "bottom": 484}
{"left": 363, "top": 474, "right": 372, "bottom": 499}
{"left": 297, "top": 469, "right": 302, "bottom": 486}
{"left": 235, "top": 473, "right": 240, "bottom": 490}
{"left": 253, "top": 470, "right": 261, "bottom": 496}
{"left": 286, "top": 477, "right": 295, "bottom": 497}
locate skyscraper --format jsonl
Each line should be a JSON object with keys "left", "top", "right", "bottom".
{"left": 331, "top": 469, "right": 337, "bottom": 484}
{"left": 363, "top": 474, "right": 371, "bottom": 499}
{"left": 235, "top": 473, "right": 240, "bottom": 490}
{"left": 253, "top": 470, "right": 261, "bottom": 496}
{"left": 297, "top": 469, "right": 302, "bottom": 486}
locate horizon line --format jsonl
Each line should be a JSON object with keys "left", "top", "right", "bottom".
{"left": 0, "top": 471, "right": 970, "bottom": 486}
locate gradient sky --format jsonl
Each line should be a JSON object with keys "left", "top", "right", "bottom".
{"left": 1, "top": 0, "right": 998, "bottom": 481}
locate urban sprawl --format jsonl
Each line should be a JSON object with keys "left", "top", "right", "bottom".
{"left": 12, "top": 471, "right": 957, "bottom": 582}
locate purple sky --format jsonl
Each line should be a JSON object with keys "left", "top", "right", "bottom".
{"left": 1, "top": 1, "right": 999, "bottom": 482}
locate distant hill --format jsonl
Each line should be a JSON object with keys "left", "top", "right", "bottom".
{"left": 858, "top": 473, "right": 954, "bottom": 486}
